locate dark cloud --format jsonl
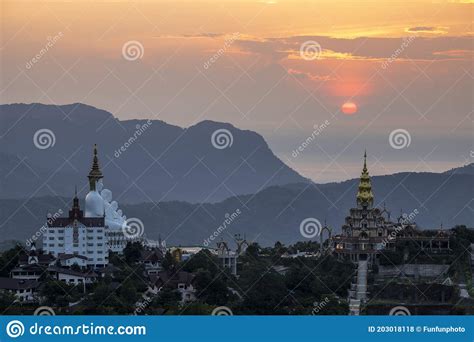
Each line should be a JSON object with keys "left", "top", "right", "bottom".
{"left": 235, "top": 35, "right": 472, "bottom": 61}
{"left": 407, "top": 26, "right": 442, "bottom": 32}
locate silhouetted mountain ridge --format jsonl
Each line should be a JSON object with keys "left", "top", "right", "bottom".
{"left": 1, "top": 170, "right": 472, "bottom": 246}
{"left": 0, "top": 103, "right": 308, "bottom": 203}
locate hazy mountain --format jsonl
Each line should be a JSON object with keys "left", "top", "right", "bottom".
{"left": 0, "top": 103, "right": 308, "bottom": 203}
{"left": 444, "top": 162, "right": 474, "bottom": 176}
{"left": 1, "top": 169, "right": 472, "bottom": 246}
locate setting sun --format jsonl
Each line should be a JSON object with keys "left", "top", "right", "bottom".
{"left": 341, "top": 101, "right": 358, "bottom": 115}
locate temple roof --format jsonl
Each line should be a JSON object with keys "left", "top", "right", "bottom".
{"left": 356, "top": 150, "right": 374, "bottom": 208}
{"left": 88, "top": 144, "right": 103, "bottom": 191}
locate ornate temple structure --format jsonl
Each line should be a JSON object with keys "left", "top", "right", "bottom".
{"left": 332, "top": 152, "right": 451, "bottom": 265}
{"left": 43, "top": 145, "right": 131, "bottom": 268}
{"left": 333, "top": 152, "right": 405, "bottom": 264}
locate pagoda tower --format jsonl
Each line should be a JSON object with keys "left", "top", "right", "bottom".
{"left": 356, "top": 150, "right": 374, "bottom": 209}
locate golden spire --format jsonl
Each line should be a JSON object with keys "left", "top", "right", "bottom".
{"left": 88, "top": 144, "right": 103, "bottom": 191}
{"left": 356, "top": 150, "right": 374, "bottom": 208}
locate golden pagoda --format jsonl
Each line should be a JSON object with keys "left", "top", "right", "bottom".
{"left": 356, "top": 150, "right": 374, "bottom": 208}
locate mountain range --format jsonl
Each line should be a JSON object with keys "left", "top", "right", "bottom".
{"left": 0, "top": 103, "right": 472, "bottom": 246}
{"left": 0, "top": 103, "right": 307, "bottom": 203}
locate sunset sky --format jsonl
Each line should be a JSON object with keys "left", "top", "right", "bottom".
{"left": 1, "top": 0, "right": 473, "bottom": 182}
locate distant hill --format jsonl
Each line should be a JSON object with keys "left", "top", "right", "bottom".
{"left": 1, "top": 171, "right": 472, "bottom": 246}
{"left": 1, "top": 103, "right": 472, "bottom": 246}
{"left": 0, "top": 103, "right": 308, "bottom": 203}
{"left": 444, "top": 163, "right": 474, "bottom": 176}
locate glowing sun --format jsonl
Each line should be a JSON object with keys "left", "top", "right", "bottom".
{"left": 341, "top": 101, "right": 357, "bottom": 115}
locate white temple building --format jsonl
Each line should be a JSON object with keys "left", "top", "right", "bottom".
{"left": 43, "top": 145, "right": 131, "bottom": 268}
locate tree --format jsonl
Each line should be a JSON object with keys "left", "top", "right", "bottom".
{"left": 181, "top": 250, "right": 218, "bottom": 273}
{"left": 162, "top": 251, "right": 175, "bottom": 271}
{"left": 40, "top": 280, "right": 80, "bottom": 308}
{"left": 123, "top": 242, "right": 143, "bottom": 263}
{"left": 237, "top": 262, "right": 288, "bottom": 314}
{"left": 152, "top": 287, "right": 180, "bottom": 307}
{"left": 243, "top": 243, "right": 260, "bottom": 261}
{"left": 194, "top": 269, "right": 230, "bottom": 305}
{"left": 0, "top": 291, "right": 17, "bottom": 312}
{"left": 0, "top": 245, "right": 22, "bottom": 277}
{"left": 119, "top": 281, "right": 139, "bottom": 306}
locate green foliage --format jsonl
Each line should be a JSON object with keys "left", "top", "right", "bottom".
{"left": 152, "top": 287, "right": 181, "bottom": 307}
{"left": 40, "top": 280, "right": 81, "bottom": 308}
{"left": 0, "top": 245, "right": 22, "bottom": 277}
{"left": 162, "top": 251, "right": 176, "bottom": 271}
{"left": 194, "top": 269, "right": 231, "bottom": 305}
{"left": 181, "top": 250, "right": 218, "bottom": 273}
{"left": 123, "top": 241, "right": 143, "bottom": 263}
